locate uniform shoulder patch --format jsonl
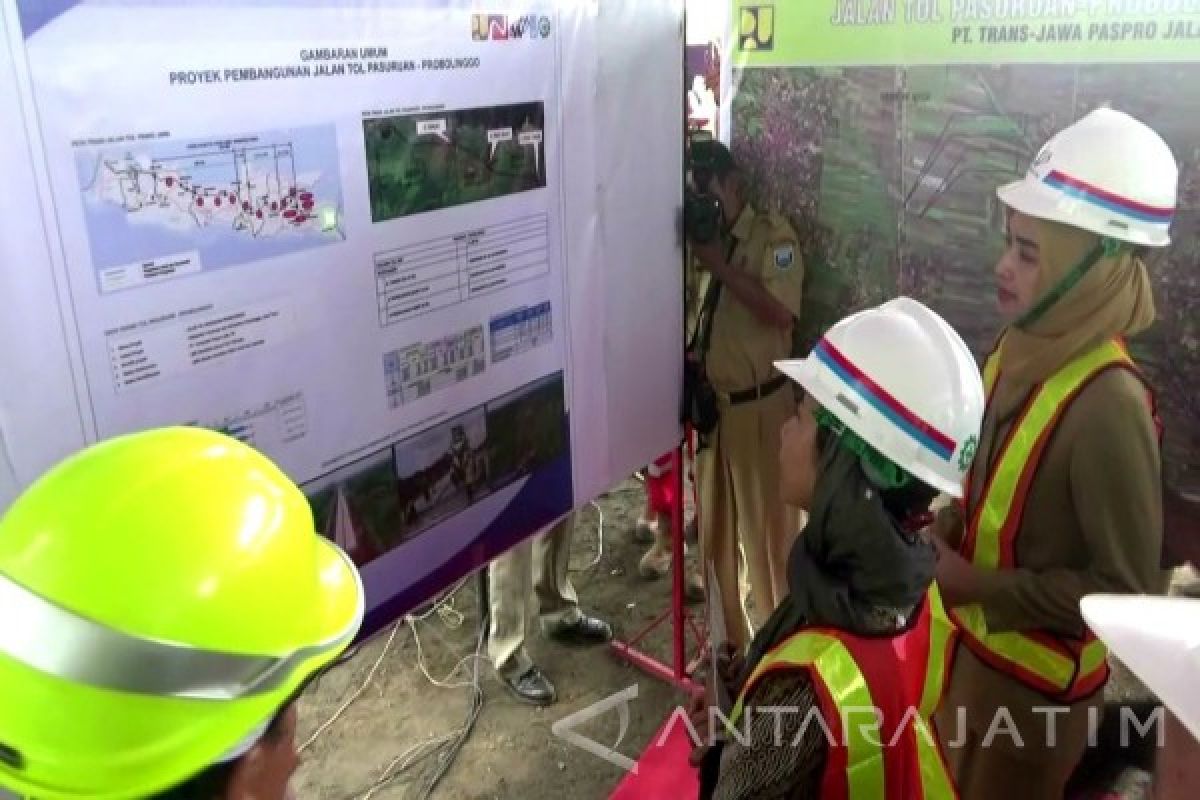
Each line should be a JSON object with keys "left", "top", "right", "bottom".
{"left": 773, "top": 243, "right": 796, "bottom": 270}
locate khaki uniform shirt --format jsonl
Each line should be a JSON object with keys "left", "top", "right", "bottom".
{"left": 689, "top": 205, "right": 804, "bottom": 393}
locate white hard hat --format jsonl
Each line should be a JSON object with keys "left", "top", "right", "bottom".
{"left": 1081, "top": 595, "right": 1200, "bottom": 743}
{"left": 775, "top": 297, "right": 985, "bottom": 498}
{"left": 997, "top": 107, "right": 1177, "bottom": 247}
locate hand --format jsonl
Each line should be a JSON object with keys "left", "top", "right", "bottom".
{"left": 687, "top": 690, "right": 713, "bottom": 767}
{"left": 687, "top": 641, "right": 744, "bottom": 767}
{"left": 927, "top": 501, "right": 966, "bottom": 551}
{"left": 931, "top": 535, "right": 979, "bottom": 607}
{"left": 715, "top": 641, "right": 744, "bottom": 692}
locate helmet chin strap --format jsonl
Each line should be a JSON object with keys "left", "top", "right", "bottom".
{"left": 1015, "top": 237, "right": 1122, "bottom": 329}
{"left": 813, "top": 406, "right": 911, "bottom": 490}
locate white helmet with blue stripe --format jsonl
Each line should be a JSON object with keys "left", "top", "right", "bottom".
{"left": 997, "top": 107, "right": 1178, "bottom": 247}
{"left": 774, "top": 297, "right": 985, "bottom": 498}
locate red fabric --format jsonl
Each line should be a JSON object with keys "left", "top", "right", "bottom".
{"left": 646, "top": 452, "right": 676, "bottom": 517}
{"left": 813, "top": 667, "right": 850, "bottom": 800}
{"left": 826, "top": 595, "right": 945, "bottom": 799}
{"left": 738, "top": 593, "right": 952, "bottom": 799}
{"left": 608, "top": 714, "right": 700, "bottom": 800}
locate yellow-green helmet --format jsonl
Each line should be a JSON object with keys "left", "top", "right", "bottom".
{"left": 0, "top": 427, "right": 364, "bottom": 798}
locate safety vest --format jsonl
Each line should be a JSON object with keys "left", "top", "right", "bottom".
{"left": 729, "top": 587, "right": 958, "bottom": 800}
{"left": 954, "top": 337, "right": 1154, "bottom": 702}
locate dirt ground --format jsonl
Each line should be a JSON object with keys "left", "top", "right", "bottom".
{"left": 294, "top": 477, "right": 694, "bottom": 800}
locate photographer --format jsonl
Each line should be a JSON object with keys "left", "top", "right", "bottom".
{"left": 684, "top": 137, "right": 803, "bottom": 649}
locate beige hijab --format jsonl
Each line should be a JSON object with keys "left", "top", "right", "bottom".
{"left": 993, "top": 219, "right": 1157, "bottom": 417}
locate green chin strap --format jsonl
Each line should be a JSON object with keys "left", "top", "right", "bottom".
{"left": 1014, "top": 236, "right": 1124, "bottom": 329}
{"left": 814, "top": 407, "right": 911, "bottom": 491}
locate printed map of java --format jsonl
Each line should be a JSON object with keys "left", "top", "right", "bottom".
{"left": 86, "top": 146, "right": 325, "bottom": 237}
{"left": 75, "top": 125, "right": 344, "bottom": 284}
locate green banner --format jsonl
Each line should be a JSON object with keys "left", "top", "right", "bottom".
{"left": 733, "top": 1, "right": 1200, "bottom": 65}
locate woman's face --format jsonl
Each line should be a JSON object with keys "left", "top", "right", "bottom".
{"left": 995, "top": 210, "right": 1043, "bottom": 320}
{"left": 779, "top": 395, "right": 821, "bottom": 511}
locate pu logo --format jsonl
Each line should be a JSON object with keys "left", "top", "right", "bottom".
{"left": 739, "top": 4, "right": 775, "bottom": 51}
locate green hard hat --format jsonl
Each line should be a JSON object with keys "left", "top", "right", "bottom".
{"left": 0, "top": 427, "right": 364, "bottom": 798}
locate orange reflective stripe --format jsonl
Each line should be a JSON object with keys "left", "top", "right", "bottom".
{"left": 977, "top": 342, "right": 1129, "bottom": 569}
{"left": 729, "top": 633, "right": 886, "bottom": 800}
{"left": 952, "top": 605, "right": 1077, "bottom": 689}
{"left": 730, "top": 594, "right": 957, "bottom": 799}
{"left": 970, "top": 338, "right": 1131, "bottom": 570}
{"left": 917, "top": 586, "right": 954, "bottom": 720}
{"left": 1080, "top": 637, "right": 1109, "bottom": 677}
{"left": 956, "top": 340, "right": 1133, "bottom": 697}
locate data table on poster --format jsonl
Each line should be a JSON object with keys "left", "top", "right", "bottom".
{"left": 490, "top": 300, "right": 552, "bottom": 363}
{"left": 375, "top": 213, "right": 550, "bottom": 326}
{"left": 383, "top": 326, "right": 487, "bottom": 409}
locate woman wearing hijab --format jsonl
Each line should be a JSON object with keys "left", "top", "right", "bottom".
{"left": 930, "top": 108, "right": 1177, "bottom": 798}
{"left": 694, "top": 296, "right": 985, "bottom": 799}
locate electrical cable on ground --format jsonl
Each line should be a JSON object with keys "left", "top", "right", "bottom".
{"left": 413, "top": 607, "right": 487, "bottom": 799}
{"left": 308, "top": 496, "right": 606, "bottom": 796}
{"left": 299, "top": 576, "right": 470, "bottom": 754}
{"left": 303, "top": 571, "right": 488, "bottom": 800}
{"left": 350, "top": 577, "right": 489, "bottom": 800}
{"left": 298, "top": 619, "right": 402, "bottom": 754}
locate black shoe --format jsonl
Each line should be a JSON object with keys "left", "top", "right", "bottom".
{"left": 549, "top": 614, "right": 613, "bottom": 646}
{"left": 503, "top": 666, "right": 557, "bottom": 707}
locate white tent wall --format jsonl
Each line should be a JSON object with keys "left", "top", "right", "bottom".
{"left": 574, "top": 0, "right": 685, "bottom": 500}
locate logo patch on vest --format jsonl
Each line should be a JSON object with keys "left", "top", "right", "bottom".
{"left": 774, "top": 244, "right": 795, "bottom": 270}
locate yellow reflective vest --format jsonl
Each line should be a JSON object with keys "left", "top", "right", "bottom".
{"left": 729, "top": 587, "right": 958, "bottom": 799}
{"left": 952, "top": 337, "right": 1155, "bottom": 702}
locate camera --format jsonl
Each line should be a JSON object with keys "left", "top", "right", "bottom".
{"left": 684, "top": 188, "right": 722, "bottom": 244}
{"left": 685, "top": 133, "right": 724, "bottom": 244}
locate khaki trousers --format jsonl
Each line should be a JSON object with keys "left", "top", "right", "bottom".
{"left": 696, "top": 388, "right": 798, "bottom": 650}
{"left": 486, "top": 513, "right": 581, "bottom": 680}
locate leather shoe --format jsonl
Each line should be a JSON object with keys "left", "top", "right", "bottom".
{"left": 549, "top": 614, "right": 613, "bottom": 646}
{"left": 503, "top": 666, "right": 556, "bottom": 706}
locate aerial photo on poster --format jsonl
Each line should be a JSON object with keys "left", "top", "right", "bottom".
{"left": 364, "top": 101, "right": 546, "bottom": 222}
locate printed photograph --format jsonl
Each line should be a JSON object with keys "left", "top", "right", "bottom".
{"left": 391, "top": 406, "right": 491, "bottom": 541}
{"left": 364, "top": 101, "right": 546, "bottom": 222}
{"left": 484, "top": 371, "right": 568, "bottom": 491}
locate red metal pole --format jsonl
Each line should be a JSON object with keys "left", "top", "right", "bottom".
{"left": 670, "top": 441, "right": 686, "bottom": 680}
{"left": 609, "top": 434, "right": 701, "bottom": 696}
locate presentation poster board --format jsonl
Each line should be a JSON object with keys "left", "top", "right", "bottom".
{"left": 0, "top": 0, "right": 684, "bottom": 633}
{"left": 727, "top": 0, "right": 1199, "bottom": 532}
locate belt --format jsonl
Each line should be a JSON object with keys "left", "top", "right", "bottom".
{"left": 725, "top": 374, "right": 788, "bottom": 406}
